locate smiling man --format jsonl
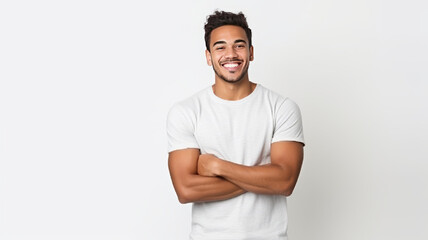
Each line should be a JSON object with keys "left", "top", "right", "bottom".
{"left": 167, "top": 11, "right": 305, "bottom": 240}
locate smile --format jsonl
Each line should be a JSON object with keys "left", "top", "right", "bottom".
{"left": 221, "top": 61, "right": 242, "bottom": 71}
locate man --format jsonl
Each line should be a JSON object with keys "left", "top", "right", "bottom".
{"left": 167, "top": 10, "right": 304, "bottom": 240}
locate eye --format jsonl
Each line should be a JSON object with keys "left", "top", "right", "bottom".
{"left": 236, "top": 44, "right": 245, "bottom": 49}
{"left": 216, "top": 46, "right": 225, "bottom": 50}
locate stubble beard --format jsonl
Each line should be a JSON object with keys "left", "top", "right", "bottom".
{"left": 212, "top": 62, "right": 249, "bottom": 84}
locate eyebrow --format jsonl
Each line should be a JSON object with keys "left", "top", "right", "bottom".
{"left": 212, "top": 39, "right": 247, "bottom": 47}
{"left": 234, "top": 39, "right": 247, "bottom": 44}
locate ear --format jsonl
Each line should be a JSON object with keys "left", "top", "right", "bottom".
{"left": 205, "top": 49, "right": 212, "bottom": 66}
{"left": 249, "top": 46, "right": 254, "bottom": 61}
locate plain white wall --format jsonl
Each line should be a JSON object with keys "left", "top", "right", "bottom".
{"left": 1, "top": 0, "right": 427, "bottom": 239}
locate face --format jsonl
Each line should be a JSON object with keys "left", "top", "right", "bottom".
{"left": 206, "top": 25, "right": 254, "bottom": 84}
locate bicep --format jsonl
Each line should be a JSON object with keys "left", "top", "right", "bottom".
{"left": 168, "top": 148, "right": 200, "bottom": 186}
{"left": 270, "top": 141, "right": 304, "bottom": 177}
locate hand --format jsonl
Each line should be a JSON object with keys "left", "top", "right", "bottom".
{"left": 197, "top": 154, "right": 220, "bottom": 177}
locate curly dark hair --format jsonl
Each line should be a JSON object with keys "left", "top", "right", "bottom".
{"left": 204, "top": 10, "right": 252, "bottom": 52}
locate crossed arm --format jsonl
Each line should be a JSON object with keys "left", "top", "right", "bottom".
{"left": 168, "top": 141, "right": 303, "bottom": 204}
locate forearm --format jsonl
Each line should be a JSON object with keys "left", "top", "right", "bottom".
{"left": 172, "top": 174, "right": 245, "bottom": 204}
{"left": 169, "top": 149, "right": 246, "bottom": 204}
{"left": 215, "top": 161, "right": 294, "bottom": 196}
{"left": 198, "top": 142, "right": 304, "bottom": 196}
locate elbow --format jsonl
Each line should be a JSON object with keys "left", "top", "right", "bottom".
{"left": 171, "top": 178, "right": 198, "bottom": 204}
{"left": 176, "top": 188, "right": 193, "bottom": 204}
{"left": 278, "top": 174, "right": 299, "bottom": 196}
{"left": 178, "top": 197, "right": 190, "bottom": 204}
{"left": 278, "top": 182, "right": 296, "bottom": 197}
{"left": 177, "top": 195, "right": 191, "bottom": 204}
{"left": 282, "top": 188, "right": 294, "bottom": 197}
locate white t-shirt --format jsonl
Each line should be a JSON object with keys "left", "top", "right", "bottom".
{"left": 167, "top": 84, "right": 304, "bottom": 240}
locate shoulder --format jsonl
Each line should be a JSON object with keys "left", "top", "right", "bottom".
{"left": 257, "top": 84, "right": 299, "bottom": 110}
{"left": 167, "top": 86, "right": 211, "bottom": 120}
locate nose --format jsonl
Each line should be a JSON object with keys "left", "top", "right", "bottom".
{"left": 225, "top": 46, "right": 238, "bottom": 59}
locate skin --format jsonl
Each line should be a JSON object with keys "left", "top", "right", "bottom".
{"left": 168, "top": 25, "right": 304, "bottom": 204}
{"left": 168, "top": 149, "right": 245, "bottom": 203}
{"left": 197, "top": 142, "right": 304, "bottom": 196}
{"left": 205, "top": 25, "right": 255, "bottom": 100}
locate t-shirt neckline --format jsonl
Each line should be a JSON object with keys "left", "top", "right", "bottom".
{"left": 208, "top": 84, "right": 261, "bottom": 105}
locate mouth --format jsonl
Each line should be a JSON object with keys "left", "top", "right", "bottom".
{"left": 221, "top": 61, "right": 242, "bottom": 72}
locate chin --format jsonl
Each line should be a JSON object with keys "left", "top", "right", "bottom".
{"left": 222, "top": 77, "right": 244, "bottom": 84}
{"left": 213, "top": 65, "right": 248, "bottom": 84}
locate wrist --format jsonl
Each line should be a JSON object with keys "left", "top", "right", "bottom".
{"left": 212, "top": 157, "right": 223, "bottom": 176}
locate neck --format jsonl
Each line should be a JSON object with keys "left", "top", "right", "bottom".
{"left": 212, "top": 78, "right": 256, "bottom": 101}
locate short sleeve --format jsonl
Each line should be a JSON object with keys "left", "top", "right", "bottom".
{"left": 272, "top": 98, "right": 305, "bottom": 145}
{"left": 166, "top": 103, "right": 200, "bottom": 152}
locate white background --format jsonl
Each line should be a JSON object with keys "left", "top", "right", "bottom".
{"left": 1, "top": 0, "right": 427, "bottom": 239}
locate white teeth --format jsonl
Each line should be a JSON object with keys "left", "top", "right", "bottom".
{"left": 224, "top": 63, "right": 238, "bottom": 68}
